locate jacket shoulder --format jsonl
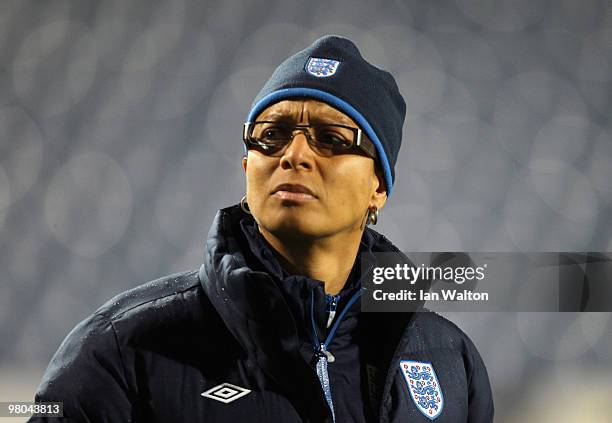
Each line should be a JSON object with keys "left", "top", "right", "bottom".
{"left": 34, "top": 304, "right": 131, "bottom": 420}
{"left": 36, "top": 270, "right": 203, "bottom": 388}
{"left": 406, "top": 309, "right": 479, "bottom": 353}
{"left": 90, "top": 269, "right": 231, "bottom": 351}
{"left": 94, "top": 269, "right": 202, "bottom": 321}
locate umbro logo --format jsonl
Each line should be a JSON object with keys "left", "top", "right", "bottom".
{"left": 201, "top": 383, "right": 251, "bottom": 403}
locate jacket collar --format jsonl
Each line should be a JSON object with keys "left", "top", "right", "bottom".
{"left": 238, "top": 213, "right": 376, "bottom": 336}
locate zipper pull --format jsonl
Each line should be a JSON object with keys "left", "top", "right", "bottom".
{"left": 321, "top": 345, "right": 335, "bottom": 363}
{"left": 325, "top": 294, "right": 340, "bottom": 328}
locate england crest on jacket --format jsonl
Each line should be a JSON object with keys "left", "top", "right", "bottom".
{"left": 400, "top": 360, "right": 444, "bottom": 420}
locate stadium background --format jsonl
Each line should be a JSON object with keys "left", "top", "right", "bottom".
{"left": 1, "top": 0, "right": 611, "bottom": 421}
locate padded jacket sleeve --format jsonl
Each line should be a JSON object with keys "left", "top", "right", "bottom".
{"left": 27, "top": 313, "right": 133, "bottom": 423}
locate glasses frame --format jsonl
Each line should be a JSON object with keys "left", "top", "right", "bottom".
{"left": 243, "top": 121, "right": 377, "bottom": 159}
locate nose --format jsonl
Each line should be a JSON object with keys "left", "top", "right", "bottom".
{"left": 279, "top": 131, "right": 315, "bottom": 171}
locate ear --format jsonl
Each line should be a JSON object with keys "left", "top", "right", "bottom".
{"left": 371, "top": 165, "right": 388, "bottom": 210}
{"left": 242, "top": 156, "right": 248, "bottom": 173}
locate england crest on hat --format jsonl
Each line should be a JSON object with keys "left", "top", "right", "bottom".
{"left": 399, "top": 360, "right": 444, "bottom": 420}
{"left": 305, "top": 57, "right": 340, "bottom": 77}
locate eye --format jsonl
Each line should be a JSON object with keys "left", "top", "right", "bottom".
{"left": 253, "top": 123, "right": 291, "bottom": 144}
{"left": 261, "top": 126, "right": 291, "bottom": 141}
{"left": 263, "top": 128, "right": 279, "bottom": 139}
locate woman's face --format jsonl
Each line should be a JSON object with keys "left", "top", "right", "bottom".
{"left": 242, "top": 99, "right": 387, "bottom": 241}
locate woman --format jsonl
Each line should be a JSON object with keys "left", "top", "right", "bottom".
{"left": 31, "top": 35, "right": 493, "bottom": 422}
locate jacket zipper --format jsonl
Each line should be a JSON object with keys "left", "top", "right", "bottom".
{"left": 310, "top": 288, "right": 364, "bottom": 423}
{"left": 325, "top": 294, "right": 340, "bottom": 328}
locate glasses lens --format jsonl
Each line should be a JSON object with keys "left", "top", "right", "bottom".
{"left": 248, "top": 122, "right": 293, "bottom": 154}
{"left": 312, "top": 125, "right": 355, "bottom": 150}
{"left": 251, "top": 123, "right": 293, "bottom": 144}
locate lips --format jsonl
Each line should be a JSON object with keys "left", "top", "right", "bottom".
{"left": 272, "top": 183, "right": 317, "bottom": 200}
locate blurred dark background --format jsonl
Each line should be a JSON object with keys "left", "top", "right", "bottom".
{"left": 1, "top": 1, "right": 611, "bottom": 421}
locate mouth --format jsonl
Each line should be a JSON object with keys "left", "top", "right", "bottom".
{"left": 271, "top": 183, "right": 317, "bottom": 201}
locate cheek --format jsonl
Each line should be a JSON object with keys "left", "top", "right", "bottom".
{"left": 246, "top": 172, "right": 264, "bottom": 203}
{"left": 323, "top": 161, "right": 374, "bottom": 208}
{"left": 245, "top": 155, "right": 275, "bottom": 203}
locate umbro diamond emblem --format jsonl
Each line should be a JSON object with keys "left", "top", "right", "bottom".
{"left": 201, "top": 383, "right": 251, "bottom": 404}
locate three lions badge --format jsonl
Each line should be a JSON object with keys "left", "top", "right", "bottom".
{"left": 305, "top": 57, "right": 340, "bottom": 77}
{"left": 400, "top": 360, "right": 444, "bottom": 420}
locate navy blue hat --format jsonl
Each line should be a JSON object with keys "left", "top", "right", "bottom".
{"left": 246, "top": 35, "right": 406, "bottom": 196}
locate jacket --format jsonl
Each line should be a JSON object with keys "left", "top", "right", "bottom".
{"left": 30, "top": 205, "right": 494, "bottom": 422}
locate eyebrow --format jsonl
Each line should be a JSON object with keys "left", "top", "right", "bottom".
{"left": 256, "top": 112, "right": 295, "bottom": 122}
{"left": 256, "top": 112, "right": 355, "bottom": 126}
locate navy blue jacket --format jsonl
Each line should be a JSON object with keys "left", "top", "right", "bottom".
{"left": 30, "top": 205, "right": 494, "bottom": 422}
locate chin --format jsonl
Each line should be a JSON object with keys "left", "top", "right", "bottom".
{"left": 262, "top": 208, "right": 332, "bottom": 241}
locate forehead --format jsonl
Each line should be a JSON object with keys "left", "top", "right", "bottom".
{"left": 255, "top": 99, "right": 358, "bottom": 126}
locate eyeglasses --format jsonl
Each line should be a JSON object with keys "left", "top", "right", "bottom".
{"left": 242, "top": 121, "right": 377, "bottom": 158}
